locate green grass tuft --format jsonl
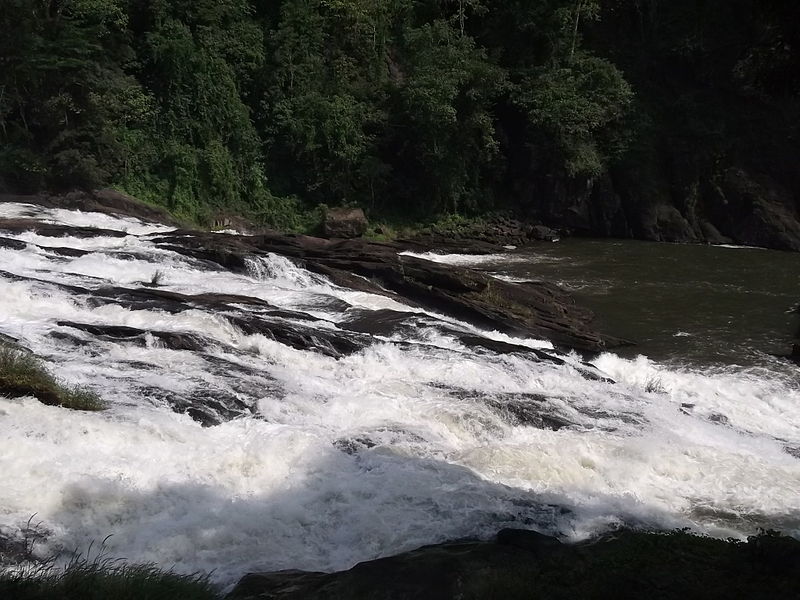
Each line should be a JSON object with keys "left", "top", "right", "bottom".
{"left": 0, "top": 554, "right": 219, "bottom": 600}
{"left": 0, "top": 344, "right": 105, "bottom": 411}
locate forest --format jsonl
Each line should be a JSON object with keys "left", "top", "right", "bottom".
{"left": 1, "top": 0, "right": 798, "bottom": 237}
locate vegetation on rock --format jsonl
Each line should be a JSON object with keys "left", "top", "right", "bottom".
{"left": 0, "top": 554, "right": 217, "bottom": 600}
{"left": 0, "top": 344, "right": 104, "bottom": 411}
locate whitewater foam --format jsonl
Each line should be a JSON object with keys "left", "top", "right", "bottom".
{"left": 0, "top": 203, "right": 798, "bottom": 588}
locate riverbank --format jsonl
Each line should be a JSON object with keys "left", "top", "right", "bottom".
{"left": 4, "top": 529, "right": 799, "bottom": 599}
{"left": 6, "top": 188, "right": 800, "bottom": 257}
{"left": 229, "top": 528, "right": 800, "bottom": 600}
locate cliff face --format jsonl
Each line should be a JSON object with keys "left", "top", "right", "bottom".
{"left": 503, "top": 0, "right": 800, "bottom": 251}
{"left": 529, "top": 164, "right": 800, "bottom": 251}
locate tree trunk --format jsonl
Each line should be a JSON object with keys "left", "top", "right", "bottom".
{"left": 570, "top": 0, "right": 583, "bottom": 60}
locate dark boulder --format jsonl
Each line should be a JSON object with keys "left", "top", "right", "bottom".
{"left": 706, "top": 169, "right": 800, "bottom": 251}
{"left": 228, "top": 539, "right": 537, "bottom": 600}
{"left": 528, "top": 224, "right": 560, "bottom": 242}
{"left": 56, "top": 321, "right": 211, "bottom": 352}
{"left": 323, "top": 207, "right": 368, "bottom": 239}
{"left": 699, "top": 220, "right": 732, "bottom": 245}
{"left": 643, "top": 204, "right": 697, "bottom": 243}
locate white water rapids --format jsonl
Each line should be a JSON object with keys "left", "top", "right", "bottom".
{"left": 0, "top": 203, "right": 799, "bottom": 586}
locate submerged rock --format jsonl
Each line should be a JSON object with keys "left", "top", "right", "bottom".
{"left": 56, "top": 322, "right": 212, "bottom": 352}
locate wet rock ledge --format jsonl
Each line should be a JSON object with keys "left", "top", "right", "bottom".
{"left": 227, "top": 529, "right": 800, "bottom": 600}
{"left": 155, "top": 229, "right": 623, "bottom": 352}
{"left": 1, "top": 190, "right": 624, "bottom": 354}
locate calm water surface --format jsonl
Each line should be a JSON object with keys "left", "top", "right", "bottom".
{"left": 484, "top": 240, "right": 800, "bottom": 370}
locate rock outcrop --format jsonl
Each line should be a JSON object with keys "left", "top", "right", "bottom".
{"left": 153, "top": 229, "right": 623, "bottom": 352}
{"left": 402, "top": 216, "right": 560, "bottom": 252}
{"left": 0, "top": 189, "right": 181, "bottom": 226}
{"left": 526, "top": 163, "right": 800, "bottom": 251}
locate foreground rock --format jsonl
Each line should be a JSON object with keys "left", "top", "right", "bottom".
{"left": 228, "top": 529, "right": 800, "bottom": 600}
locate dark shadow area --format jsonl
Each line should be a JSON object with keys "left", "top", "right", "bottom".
{"left": 23, "top": 440, "right": 798, "bottom": 593}
{"left": 0, "top": 442, "right": 787, "bottom": 599}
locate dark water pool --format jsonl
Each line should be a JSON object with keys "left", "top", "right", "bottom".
{"left": 479, "top": 239, "right": 800, "bottom": 371}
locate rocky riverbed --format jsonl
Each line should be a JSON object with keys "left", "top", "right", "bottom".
{"left": 0, "top": 190, "right": 798, "bottom": 595}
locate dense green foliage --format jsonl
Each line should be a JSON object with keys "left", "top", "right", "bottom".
{"left": 1, "top": 1, "right": 797, "bottom": 227}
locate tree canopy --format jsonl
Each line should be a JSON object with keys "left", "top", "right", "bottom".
{"left": 1, "top": 0, "right": 797, "bottom": 227}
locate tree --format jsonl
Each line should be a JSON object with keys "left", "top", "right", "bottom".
{"left": 0, "top": 0, "right": 133, "bottom": 190}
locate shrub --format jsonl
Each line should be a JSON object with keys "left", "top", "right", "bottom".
{"left": 0, "top": 345, "right": 105, "bottom": 411}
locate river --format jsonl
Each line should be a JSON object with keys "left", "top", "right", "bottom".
{"left": 410, "top": 239, "right": 800, "bottom": 370}
{"left": 0, "top": 203, "right": 798, "bottom": 587}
